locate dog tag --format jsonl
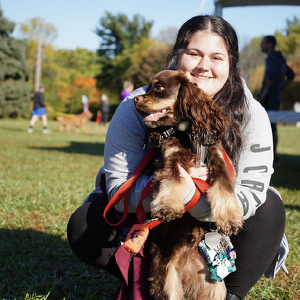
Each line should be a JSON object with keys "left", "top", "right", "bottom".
{"left": 178, "top": 121, "right": 189, "bottom": 131}
{"left": 205, "top": 232, "right": 221, "bottom": 250}
{"left": 216, "top": 264, "right": 230, "bottom": 279}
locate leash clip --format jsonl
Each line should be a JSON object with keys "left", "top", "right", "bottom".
{"left": 161, "top": 127, "right": 177, "bottom": 138}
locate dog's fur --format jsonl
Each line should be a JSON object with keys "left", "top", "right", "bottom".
{"left": 56, "top": 111, "right": 93, "bottom": 133}
{"left": 134, "top": 70, "right": 244, "bottom": 300}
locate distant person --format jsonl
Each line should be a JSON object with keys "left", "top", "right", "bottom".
{"left": 81, "top": 95, "right": 89, "bottom": 112}
{"left": 260, "top": 35, "right": 295, "bottom": 165}
{"left": 28, "top": 84, "right": 50, "bottom": 134}
{"left": 120, "top": 81, "right": 134, "bottom": 102}
{"left": 100, "top": 94, "right": 110, "bottom": 125}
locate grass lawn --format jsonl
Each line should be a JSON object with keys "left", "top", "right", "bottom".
{"left": 0, "top": 119, "right": 299, "bottom": 300}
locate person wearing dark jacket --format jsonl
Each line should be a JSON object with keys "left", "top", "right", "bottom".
{"left": 28, "top": 84, "right": 50, "bottom": 134}
{"left": 100, "top": 94, "right": 110, "bottom": 125}
{"left": 260, "top": 35, "right": 295, "bottom": 165}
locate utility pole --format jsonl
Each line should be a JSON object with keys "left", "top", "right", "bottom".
{"left": 34, "top": 35, "right": 42, "bottom": 92}
{"left": 195, "top": 0, "right": 207, "bottom": 15}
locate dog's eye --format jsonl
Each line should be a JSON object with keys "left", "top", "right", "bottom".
{"left": 154, "top": 85, "right": 165, "bottom": 92}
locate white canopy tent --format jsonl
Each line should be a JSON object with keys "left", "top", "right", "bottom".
{"left": 267, "top": 111, "right": 300, "bottom": 123}
{"left": 214, "top": 0, "right": 300, "bottom": 16}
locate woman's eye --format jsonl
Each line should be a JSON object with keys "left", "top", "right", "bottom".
{"left": 184, "top": 49, "right": 200, "bottom": 57}
{"left": 189, "top": 52, "right": 199, "bottom": 57}
{"left": 212, "top": 56, "right": 222, "bottom": 61}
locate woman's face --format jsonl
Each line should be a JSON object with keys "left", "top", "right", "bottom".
{"left": 176, "top": 30, "right": 230, "bottom": 98}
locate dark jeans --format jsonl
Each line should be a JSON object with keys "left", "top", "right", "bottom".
{"left": 67, "top": 188, "right": 286, "bottom": 299}
{"left": 261, "top": 92, "right": 282, "bottom": 134}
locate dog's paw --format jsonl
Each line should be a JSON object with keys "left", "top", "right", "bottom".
{"left": 151, "top": 207, "right": 185, "bottom": 222}
{"left": 214, "top": 204, "right": 244, "bottom": 235}
{"left": 151, "top": 194, "right": 185, "bottom": 222}
{"left": 216, "top": 215, "right": 244, "bottom": 236}
{"left": 207, "top": 188, "right": 244, "bottom": 235}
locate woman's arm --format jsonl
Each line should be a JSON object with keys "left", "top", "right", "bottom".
{"left": 189, "top": 81, "right": 274, "bottom": 221}
{"left": 234, "top": 83, "right": 274, "bottom": 219}
{"left": 96, "top": 87, "right": 154, "bottom": 213}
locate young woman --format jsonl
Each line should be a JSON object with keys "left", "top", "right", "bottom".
{"left": 67, "top": 15, "right": 287, "bottom": 300}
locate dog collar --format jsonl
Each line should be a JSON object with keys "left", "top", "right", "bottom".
{"left": 160, "top": 121, "right": 190, "bottom": 139}
{"left": 160, "top": 127, "right": 178, "bottom": 139}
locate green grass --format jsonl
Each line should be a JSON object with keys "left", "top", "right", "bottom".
{"left": 0, "top": 120, "right": 299, "bottom": 300}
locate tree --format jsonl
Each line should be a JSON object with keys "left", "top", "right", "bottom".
{"left": 124, "top": 38, "right": 170, "bottom": 87}
{"left": 55, "top": 48, "right": 99, "bottom": 81}
{"left": 46, "top": 48, "right": 100, "bottom": 115}
{"left": 95, "top": 12, "right": 155, "bottom": 97}
{"left": 18, "top": 17, "right": 58, "bottom": 44}
{"left": 18, "top": 17, "right": 58, "bottom": 91}
{"left": 239, "top": 37, "right": 265, "bottom": 89}
{"left": 155, "top": 27, "right": 178, "bottom": 46}
{"left": 96, "top": 12, "right": 153, "bottom": 57}
{"left": 0, "top": 9, "right": 30, "bottom": 118}
{"left": 59, "top": 76, "right": 100, "bottom": 114}
{"left": 17, "top": 17, "right": 100, "bottom": 116}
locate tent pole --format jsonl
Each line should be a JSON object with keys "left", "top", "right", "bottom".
{"left": 215, "top": 4, "right": 223, "bottom": 16}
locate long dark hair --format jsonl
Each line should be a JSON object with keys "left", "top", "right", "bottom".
{"left": 166, "top": 15, "right": 249, "bottom": 169}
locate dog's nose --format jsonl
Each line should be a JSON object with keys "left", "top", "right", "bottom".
{"left": 134, "top": 95, "right": 143, "bottom": 103}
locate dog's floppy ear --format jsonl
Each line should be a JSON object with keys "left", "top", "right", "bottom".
{"left": 176, "top": 78, "right": 230, "bottom": 143}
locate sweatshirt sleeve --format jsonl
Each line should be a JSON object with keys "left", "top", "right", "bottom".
{"left": 189, "top": 80, "right": 274, "bottom": 221}
{"left": 234, "top": 81, "right": 274, "bottom": 219}
{"left": 96, "top": 87, "right": 154, "bottom": 213}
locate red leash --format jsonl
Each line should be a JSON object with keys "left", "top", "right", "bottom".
{"left": 221, "top": 144, "right": 234, "bottom": 182}
{"left": 103, "top": 145, "right": 233, "bottom": 226}
{"left": 103, "top": 148, "right": 156, "bottom": 226}
{"left": 103, "top": 145, "right": 234, "bottom": 257}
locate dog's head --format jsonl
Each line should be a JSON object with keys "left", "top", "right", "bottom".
{"left": 134, "top": 70, "right": 182, "bottom": 128}
{"left": 85, "top": 110, "right": 93, "bottom": 119}
{"left": 134, "top": 70, "right": 229, "bottom": 143}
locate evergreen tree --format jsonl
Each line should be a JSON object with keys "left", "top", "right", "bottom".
{"left": 0, "top": 9, "right": 30, "bottom": 118}
{"left": 96, "top": 12, "right": 153, "bottom": 58}
{"left": 95, "top": 13, "right": 154, "bottom": 94}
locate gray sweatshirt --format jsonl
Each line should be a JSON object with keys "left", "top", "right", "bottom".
{"left": 95, "top": 79, "right": 274, "bottom": 221}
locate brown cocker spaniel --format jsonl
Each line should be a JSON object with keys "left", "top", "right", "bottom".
{"left": 134, "top": 70, "right": 243, "bottom": 300}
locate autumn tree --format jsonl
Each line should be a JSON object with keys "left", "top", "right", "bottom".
{"left": 18, "top": 18, "right": 100, "bottom": 116}
{"left": 44, "top": 47, "right": 100, "bottom": 115}
{"left": 124, "top": 37, "right": 170, "bottom": 88}
{"left": 59, "top": 76, "right": 100, "bottom": 114}
{"left": 0, "top": 9, "right": 30, "bottom": 118}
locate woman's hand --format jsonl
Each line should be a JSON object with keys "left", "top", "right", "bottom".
{"left": 189, "top": 165, "right": 209, "bottom": 181}
{"left": 178, "top": 164, "right": 209, "bottom": 201}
